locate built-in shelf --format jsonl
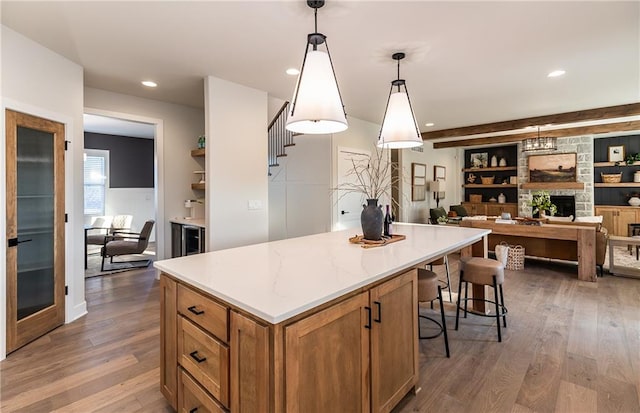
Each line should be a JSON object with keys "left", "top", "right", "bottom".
{"left": 191, "top": 183, "right": 205, "bottom": 190}
{"left": 462, "top": 166, "right": 517, "bottom": 172}
{"left": 593, "top": 161, "right": 640, "bottom": 167}
{"left": 463, "top": 184, "right": 517, "bottom": 188}
{"left": 191, "top": 148, "right": 205, "bottom": 157}
{"left": 521, "top": 182, "right": 585, "bottom": 190}
{"left": 594, "top": 182, "right": 640, "bottom": 188}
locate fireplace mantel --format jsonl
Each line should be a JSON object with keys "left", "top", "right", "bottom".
{"left": 521, "top": 182, "right": 585, "bottom": 190}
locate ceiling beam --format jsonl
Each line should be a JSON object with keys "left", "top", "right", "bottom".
{"left": 422, "top": 102, "right": 640, "bottom": 141}
{"left": 433, "top": 120, "right": 640, "bottom": 149}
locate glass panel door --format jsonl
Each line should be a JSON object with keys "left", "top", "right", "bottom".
{"left": 16, "top": 126, "right": 55, "bottom": 319}
{"left": 6, "top": 109, "right": 65, "bottom": 354}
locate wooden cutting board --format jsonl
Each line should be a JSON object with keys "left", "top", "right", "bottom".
{"left": 348, "top": 234, "right": 406, "bottom": 249}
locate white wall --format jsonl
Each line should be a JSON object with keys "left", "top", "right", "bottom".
{"left": 84, "top": 88, "right": 205, "bottom": 258}
{"left": 330, "top": 117, "right": 382, "bottom": 230}
{"left": 205, "top": 76, "right": 269, "bottom": 250}
{"left": 269, "top": 134, "right": 332, "bottom": 241}
{"left": 106, "top": 188, "right": 156, "bottom": 241}
{"left": 1, "top": 25, "right": 85, "bottom": 360}
{"left": 398, "top": 141, "right": 461, "bottom": 223}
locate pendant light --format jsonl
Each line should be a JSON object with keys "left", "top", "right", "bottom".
{"left": 377, "top": 52, "right": 423, "bottom": 149}
{"left": 286, "top": 0, "right": 347, "bottom": 134}
{"left": 522, "top": 126, "right": 557, "bottom": 152}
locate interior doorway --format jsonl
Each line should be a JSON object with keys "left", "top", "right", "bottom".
{"left": 82, "top": 112, "right": 161, "bottom": 277}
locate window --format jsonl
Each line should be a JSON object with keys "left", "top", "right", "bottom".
{"left": 84, "top": 149, "right": 109, "bottom": 215}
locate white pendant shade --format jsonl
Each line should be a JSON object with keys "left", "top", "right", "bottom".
{"left": 377, "top": 91, "right": 423, "bottom": 149}
{"left": 286, "top": 50, "right": 348, "bottom": 134}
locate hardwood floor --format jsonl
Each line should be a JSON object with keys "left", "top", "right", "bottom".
{"left": 1, "top": 257, "right": 639, "bottom": 412}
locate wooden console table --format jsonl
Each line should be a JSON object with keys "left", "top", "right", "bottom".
{"left": 460, "top": 220, "right": 597, "bottom": 282}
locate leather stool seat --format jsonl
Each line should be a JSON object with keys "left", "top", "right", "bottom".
{"left": 417, "top": 268, "right": 449, "bottom": 357}
{"left": 459, "top": 257, "right": 504, "bottom": 285}
{"left": 455, "top": 257, "right": 508, "bottom": 342}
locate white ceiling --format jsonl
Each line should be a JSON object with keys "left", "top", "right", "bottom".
{"left": 83, "top": 114, "right": 155, "bottom": 139}
{"left": 2, "top": 1, "right": 639, "bottom": 133}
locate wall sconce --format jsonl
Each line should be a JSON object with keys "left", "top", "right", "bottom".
{"left": 430, "top": 180, "right": 444, "bottom": 208}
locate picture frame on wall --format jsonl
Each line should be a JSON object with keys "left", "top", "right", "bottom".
{"left": 608, "top": 145, "right": 625, "bottom": 163}
{"left": 411, "top": 163, "right": 426, "bottom": 201}
{"left": 528, "top": 152, "right": 577, "bottom": 182}
{"left": 470, "top": 152, "right": 488, "bottom": 168}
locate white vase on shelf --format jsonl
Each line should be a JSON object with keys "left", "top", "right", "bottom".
{"left": 629, "top": 196, "right": 640, "bottom": 207}
{"left": 490, "top": 155, "right": 498, "bottom": 167}
{"left": 499, "top": 158, "right": 507, "bottom": 167}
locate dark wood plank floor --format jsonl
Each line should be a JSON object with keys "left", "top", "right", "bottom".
{"left": 1, "top": 258, "right": 639, "bottom": 412}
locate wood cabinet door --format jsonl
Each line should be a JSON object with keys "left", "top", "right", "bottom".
{"left": 6, "top": 109, "right": 65, "bottom": 354}
{"left": 160, "top": 275, "right": 178, "bottom": 409}
{"left": 617, "top": 209, "right": 639, "bottom": 236}
{"left": 230, "top": 311, "right": 270, "bottom": 413}
{"left": 370, "top": 270, "right": 418, "bottom": 413}
{"left": 285, "top": 292, "right": 370, "bottom": 413}
{"left": 596, "top": 207, "right": 616, "bottom": 235}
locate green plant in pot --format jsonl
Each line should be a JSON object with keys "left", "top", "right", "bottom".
{"left": 529, "top": 190, "right": 557, "bottom": 218}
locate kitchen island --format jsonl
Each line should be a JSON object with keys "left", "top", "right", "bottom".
{"left": 155, "top": 223, "right": 490, "bottom": 413}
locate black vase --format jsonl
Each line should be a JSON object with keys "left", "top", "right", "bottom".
{"left": 361, "top": 199, "right": 383, "bottom": 241}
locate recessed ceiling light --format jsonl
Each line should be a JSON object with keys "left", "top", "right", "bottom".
{"left": 286, "top": 68, "right": 300, "bottom": 76}
{"left": 547, "top": 70, "right": 566, "bottom": 78}
{"left": 141, "top": 80, "right": 157, "bottom": 88}
{"left": 425, "top": 122, "right": 435, "bottom": 127}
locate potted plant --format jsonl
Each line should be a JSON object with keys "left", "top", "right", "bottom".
{"left": 529, "top": 190, "right": 557, "bottom": 218}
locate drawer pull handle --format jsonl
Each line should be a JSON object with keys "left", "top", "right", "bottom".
{"left": 189, "top": 350, "right": 207, "bottom": 363}
{"left": 374, "top": 301, "right": 381, "bottom": 323}
{"left": 189, "top": 408, "right": 198, "bottom": 413}
{"left": 364, "top": 306, "right": 371, "bottom": 329}
{"left": 188, "top": 305, "right": 204, "bottom": 315}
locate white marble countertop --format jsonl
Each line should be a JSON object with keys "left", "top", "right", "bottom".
{"left": 169, "top": 217, "right": 205, "bottom": 228}
{"left": 154, "top": 223, "right": 490, "bottom": 324}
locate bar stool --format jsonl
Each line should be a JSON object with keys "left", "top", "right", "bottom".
{"left": 455, "top": 257, "right": 507, "bottom": 342}
{"left": 417, "top": 268, "right": 450, "bottom": 357}
{"left": 427, "top": 255, "right": 452, "bottom": 302}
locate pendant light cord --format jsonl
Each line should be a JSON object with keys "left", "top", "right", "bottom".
{"left": 396, "top": 59, "right": 401, "bottom": 92}
{"left": 314, "top": 7, "right": 318, "bottom": 33}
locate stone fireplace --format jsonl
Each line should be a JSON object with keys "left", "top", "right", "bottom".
{"left": 518, "top": 136, "right": 594, "bottom": 218}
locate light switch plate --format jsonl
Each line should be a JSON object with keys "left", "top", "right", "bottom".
{"left": 248, "top": 200, "right": 262, "bottom": 210}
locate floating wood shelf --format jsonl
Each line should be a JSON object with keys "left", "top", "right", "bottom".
{"left": 191, "top": 183, "right": 205, "bottom": 190}
{"left": 521, "top": 182, "right": 585, "bottom": 190}
{"left": 594, "top": 182, "right": 640, "bottom": 188}
{"left": 463, "top": 184, "right": 517, "bottom": 188}
{"left": 593, "top": 161, "right": 640, "bottom": 167}
{"left": 462, "top": 166, "right": 517, "bottom": 172}
{"left": 191, "top": 148, "right": 205, "bottom": 157}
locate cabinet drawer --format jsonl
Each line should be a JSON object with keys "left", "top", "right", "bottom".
{"left": 179, "top": 317, "right": 230, "bottom": 408}
{"left": 179, "top": 368, "right": 227, "bottom": 413}
{"left": 178, "top": 284, "right": 228, "bottom": 342}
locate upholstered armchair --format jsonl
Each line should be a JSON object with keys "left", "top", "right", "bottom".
{"left": 101, "top": 220, "right": 154, "bottom": 271}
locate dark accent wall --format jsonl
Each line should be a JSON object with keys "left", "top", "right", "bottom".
{"left": 85, "top": 132, "right": 154, "bottom": 188}
{"left": 594, "top": 134, "right": 640, "bottom": 206}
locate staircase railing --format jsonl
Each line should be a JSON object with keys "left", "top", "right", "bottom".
{"left": 268, "top": 101, "right": 294, "bottom": 172}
